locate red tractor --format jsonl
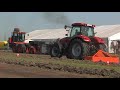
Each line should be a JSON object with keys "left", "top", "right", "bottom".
{"left": 50, "top": 22, "right": 107, "bottom": 60}
{"left": 8, "top": 28, "right": 44, "bottom": 54}
{"left": 8, "top": 28, "right": 27, "bottom": 53}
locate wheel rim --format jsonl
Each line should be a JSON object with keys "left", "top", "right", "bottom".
{"left": 52, "top": 47, "right": 59, "bottom": 56}
{"left": 72, "top": 43, "right": 81, "bottom": 57}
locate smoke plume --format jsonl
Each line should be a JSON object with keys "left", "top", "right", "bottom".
{"left": 43, "top": 12, "right": 70, "bottom": 25}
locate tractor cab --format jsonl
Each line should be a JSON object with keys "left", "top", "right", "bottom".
{"left": 11, "top": 31, "right": 26, "bottom": 42}
{"left": 8, "top": 28, "right": 26, "bottom": 49}
{"left": 65, "top": 23, "right": 95, "bottom": 38}
{"left": 9, "top": 28, "right": 26, "bottom": 43}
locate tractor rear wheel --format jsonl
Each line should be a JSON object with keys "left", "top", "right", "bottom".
{"left": 66, "top": 39, "right": 90, "bottom": 60}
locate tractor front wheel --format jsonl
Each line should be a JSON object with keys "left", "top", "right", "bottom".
{"left": 50, "top": 43, "right": 62, "bottom": 58}
{"left": 17, "top": 44, "right": 26, "bottom": 53}
{"left": 12, "top": 45, "right": 17, "bottom": 53}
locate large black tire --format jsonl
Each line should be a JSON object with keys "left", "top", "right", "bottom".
{"left": 50, "top": 43, "right": 62, "bottom": 58}
{"left": 66, "top": 39, "right": 90, "bottom": 60}
{"left": 21, "top": 44, "right": 26, "bottom": 53}
{"left": 12, "top": 45, "right": 17, "bottom": 53}
{"left": 16, "top": 44, "right": 26, "bottom": 53}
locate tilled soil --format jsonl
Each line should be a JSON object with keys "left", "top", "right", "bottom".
{"left": 0, "top": 63, "right": 105, "bottom": 78}
{"left": 0, "top": 51, "right": 120, "bottom": 78}
{"left": 0, "top": 60, "right": 120, "bottom": 78}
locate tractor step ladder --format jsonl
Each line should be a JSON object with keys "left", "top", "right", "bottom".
{"left": 84, "top": 50, "right": 119, "bottom": 64}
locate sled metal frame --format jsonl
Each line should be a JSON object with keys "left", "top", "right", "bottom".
{"left": 84, "top": 50, "right": 119, "bottom": 64}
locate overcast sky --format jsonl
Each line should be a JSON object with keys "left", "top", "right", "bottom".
{"left": 0, "top": 12, "right": 120, "bottom": 40}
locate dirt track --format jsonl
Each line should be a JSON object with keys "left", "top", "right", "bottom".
{"left": 0, "top": 62, "right": 104, "bottom": 78}
{"left": 0, "top": 51, "right": 120, "bottom": 78}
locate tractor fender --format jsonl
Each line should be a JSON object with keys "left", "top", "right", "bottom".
{"left": 93, "top": 37, "right": 105, "bottom": 44}
{"left": 75, "top": 35, "right": 91, "bottom": 42}
{"left": 69, "top": 36, "right": 90, "bottom": 46}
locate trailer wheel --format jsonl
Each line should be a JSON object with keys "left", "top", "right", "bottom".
{"left": 66, "top": 39, "right": 90, "bottom": 60}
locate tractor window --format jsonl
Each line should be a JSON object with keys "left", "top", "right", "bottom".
{"left": 70, "top": 27, "right": 80, "bottom": 37}
{"left": 87, "top": 27, "right": 94, "bottom": 37}
{"left": 14, "top": 33, "right": 17, "bottom": 36}
{"left": 81, "top": 26, "right": 94, "bottom": 37}
{"left": 22, "top": 34, "right": 25, "bottom": 41}
{"left": 12, "top": 33, "right": 18, "bottom": 42}
{"left": 81, "top": 26, "right": 87, "bottom": 36}
{"left": 19, "top": 33, "right": 25, "bottom": 42}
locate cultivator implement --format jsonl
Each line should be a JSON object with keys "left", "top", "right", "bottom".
{"left": 84, "top": 50, "right": 120, "bottom": 64}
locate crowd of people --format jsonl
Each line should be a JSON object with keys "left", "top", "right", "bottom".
{"left": 110, "top": 40, "right": 120, "bottom": 54}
